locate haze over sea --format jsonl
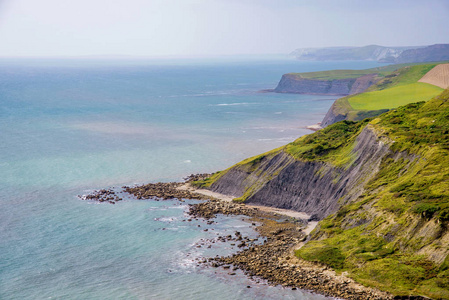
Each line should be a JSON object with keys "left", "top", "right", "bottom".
{"left": 0, "top": 57, "right": 383, "bottom": 299}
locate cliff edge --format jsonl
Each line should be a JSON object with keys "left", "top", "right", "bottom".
{"left": 274, "top": 73, "right": 378, "bottom": 95}
{"left": 290, "top": 44, "right": 449, "bottom": 63}
{"left": 194, "top": 89, "right": 449, "bottom": 298}
{"left": 208, "top": 124, "right": 388, "bottom": 220}
{"left": 321, "top": 63, "right": 444, "bottom": 127}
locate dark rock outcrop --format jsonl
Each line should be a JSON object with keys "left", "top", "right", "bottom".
{"left": 320, "top": 100, "right": 348, "bottom": 127}
{"left": 350, "top": 74, "right": 379, "bottom": 94}
{"left": 209, "top": 126, "right": 391, "bottom": 220}
{"left": 274, "top": 73, "right": 378, "bottom": 95}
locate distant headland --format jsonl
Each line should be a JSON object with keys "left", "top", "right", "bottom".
{"left": 290, "top": 44, "right": 449, "bottom": 63}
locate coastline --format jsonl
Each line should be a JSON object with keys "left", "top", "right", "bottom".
{"left": 82, "top": 180, "right": 392, "bottom": 299}
{"left": 180, "top": 183, "right": 319, "bottom": 235}
{"left": 187, "top": 191, "right": 392, "bottom": 300}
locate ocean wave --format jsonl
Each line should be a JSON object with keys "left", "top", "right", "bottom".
{"left": 165, "top": 90, "right": 245, "bottom": 98}
{"left": 154, "top": 217, "right": 178, "bottom": 222}
{"left": 70, "top": 121, "right": 156, "bottom": 135}
{"left": 257, "top": 137, "right": 296, "bottom": 142}
{"left": 213, "top": 102, "right": 260, "bottom": 106}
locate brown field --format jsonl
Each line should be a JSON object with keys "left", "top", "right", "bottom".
{"left": 418, "top": 63, "right": 449, "bottom": 89}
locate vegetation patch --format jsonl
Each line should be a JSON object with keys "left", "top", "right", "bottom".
{"left": 328, "top": 63, "right": 445, "bottom": 122}
{"left": 285, "top": 119, "right": 369, "bottom": 167}
{"left": 295, "top": 241, "right": 345, "bottom": 269}
{"left": 366, "top": 63, "right": 438, "bottom": 91}
{"left": 289, "top": 61, "right": 444, "bottom": 81}
{"left": 348, "top": 82, "right": 443, "bottom": 110}
{"left": 196, "top": 88, "right": 449, "bottom": 298}
{"left": 297, "top": 89, "right": 449, "bottom": 298}
{"left": 191, "top": 171, "right": 226, "bottom": 188}
{"left": 352, "top": 255, "right": 439, "bottom": 296}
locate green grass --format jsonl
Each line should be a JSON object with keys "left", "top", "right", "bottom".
{"left": 191, "top": 171, "right": 226, "bottom": 188}
{"left": 191, "top": 147, "right": 284, "bottom": 194}
{"left": 369, "top": 63, "right": 438, "bottom": 90}
{"left": 195, "top": 88, "right": 449, "bottom": 298}
{"left": 292, "top": 69, "right": 378, "bottom": 80}
{"left": 348, "top": 82, "right": 443, "bottom": 110}
{"left": 285, "top": 119, "right": 367, "bottom": 166}
{"left": 296, "top": 89, "right": 449, "bottom": 298}
{"left": 326, "top": 63, "right": 445, "bottom": 121}
{"left": 289, "top": 61, "right": 448, "bottom": 81}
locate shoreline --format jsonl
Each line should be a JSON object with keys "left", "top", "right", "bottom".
{"left": 81, "top": 180, "right": 392, "bottom": 299}
{"left": 180, "top": 183, "right": 319, "bottom": 236}
{"left": 188, "top": 197, "right": 392, "bottom": 300}
{"left": 306, "top": 122, "right": 323, "bottom": 131}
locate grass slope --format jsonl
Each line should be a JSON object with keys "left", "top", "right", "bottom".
{"left": 296, "top": 89, "right": 449, "bottom": 299}
{"left": 195, "top": 89, "right": 449, "bottom": 298}
{"left": 329, "top": 63, "right": 445, "bottom": 122}
{"left": 349, "top": 82, "right": 443, "bottom": 110}
{"left": 290, "top": 61, "right": 448, "bottom": 80}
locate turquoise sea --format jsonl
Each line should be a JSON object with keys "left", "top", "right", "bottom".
{"left": 0, "top": 57, "right": 384, "bottom": 299}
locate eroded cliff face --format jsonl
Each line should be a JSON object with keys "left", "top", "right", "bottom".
{"left": 274, "top": 74, "right": 378, "bottom": 95}
{"left": 209, "top": 126, "right": 391, "bottom": 220}
{"left": 321, "top": 101, "right": 347, "bottom": 127}
{"left": 208, "top": 122, "right": 449, "bottom": 267}
{"left": 203, "top": 93, "right": 449, "bottom": 297}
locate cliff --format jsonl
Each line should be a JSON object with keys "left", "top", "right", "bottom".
{"left": 274, "top": 73, "right": 378, "bottom": 95}
{"left": 321, "top": 63, "right": 444, "bottom": 127}
{"left": 394, "top": 44, "right": 449, "bottom": 64}
{"left": 290, "top": 45, "right": 416, "bottom": 62}
{"left": 290, "top": 44, "right": 449, "bottom": 63}
{"left": 209, "top": 124, "right": 389, "bottom": 220}
{"left": 194, "top": 89, "right": 449, "bottom": 298}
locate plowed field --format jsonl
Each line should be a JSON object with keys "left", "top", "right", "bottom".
{"left": 418, "top": 63, "right": 449, "bottom": 89}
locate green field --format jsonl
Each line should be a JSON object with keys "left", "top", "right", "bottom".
{"left": 349, "top": 82, "right": 443, "bottom": 110}
{"left": 290, "top": 61, "right": 448, "bottom": 80}
{"left": 292, "top": 69, "right": 379, "bottom": 80}
{"left": 325, "top": 63, "right": 447, "bottom": 121}
{"left": 296, "top": 90, "right": 449, "bottom": 299}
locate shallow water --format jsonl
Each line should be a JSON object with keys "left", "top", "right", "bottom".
{"left": 0, "top": 57, "right": 384, "bottom": 299}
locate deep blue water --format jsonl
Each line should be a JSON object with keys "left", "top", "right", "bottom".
{"left": 0, "top": 57, "right": 384, "bottom": 299}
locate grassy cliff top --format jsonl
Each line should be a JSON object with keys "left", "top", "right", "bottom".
{"left": 295, "top": 89, "right": 449, "bottom": 298}
{"left": 290, "top": 68, "right": 380, "bottom": 80}
{"left": 326, "top": 63, "right": 446, "bottom": 123}
{"left": 287, "top": 61, "right": 449, "bottom": 80}
{"left": 195, "top": 88, "right": 449, "bottom": 298}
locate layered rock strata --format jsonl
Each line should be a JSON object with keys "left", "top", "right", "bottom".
{"left": 274, "top": 73, "right": 378, "bottom": 95}
{"left": 209, "top": 126, "right": 391, "bottom": 220}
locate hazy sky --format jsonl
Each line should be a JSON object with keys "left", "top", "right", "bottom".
{"left": 0, "top": 0, "right": 448, "bottom": 57}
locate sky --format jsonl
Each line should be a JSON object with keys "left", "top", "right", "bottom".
{"left": 0, "top": 0, "right": 448, "bottom": 57}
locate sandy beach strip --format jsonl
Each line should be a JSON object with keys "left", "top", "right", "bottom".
{"left": 178, "top": 183, "right": 319, "bottom": 234}
{"left": 306, "top": 123, "right": 323, "bottom": 131}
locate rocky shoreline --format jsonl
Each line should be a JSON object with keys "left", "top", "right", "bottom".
{"left": 188, "top": 199, "right": 393, "bottom": 300}
{"left": 78, "top": 175, "right": 214, "bottom": 203}
{"left": 80, "top": 178, "right": 395, "bottom": 299}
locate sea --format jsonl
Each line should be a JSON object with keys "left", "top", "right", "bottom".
{"left": 0, "top": 56, "right": 384, "bottom": 299}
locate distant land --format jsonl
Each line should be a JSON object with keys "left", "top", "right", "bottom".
{"left": 193, "top": 64, "right": 449, "bottom": 299}
{"left": 272, "top": 61, "right": 449, "bottom": 128}
{"left": 290, "top": 44, "right": 449, "bottom": 63}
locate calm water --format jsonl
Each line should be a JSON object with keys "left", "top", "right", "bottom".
{"left": 0, "top": 57, "right": 383, "bottom": 299}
